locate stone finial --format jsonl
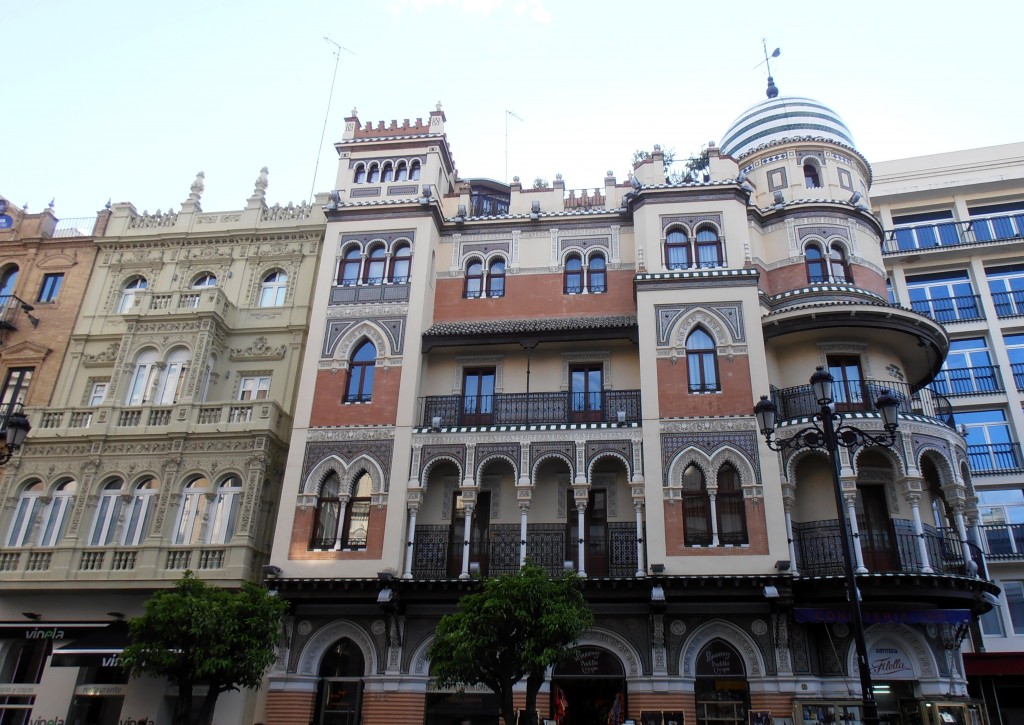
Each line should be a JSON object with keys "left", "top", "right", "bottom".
{"left": 181, "top": 171, "right": 206, "bottom": 213}
{"left": 254, "top": 167, "right": 269, "bottom": 197}
{"left": 351, "top": 107, "right": 358, "bottom": 116}
{"left": 48, "top": 198, "right": 55, "bottom": 210}
{"left": 436, "top": 101, "right": 443, "bottom": 112}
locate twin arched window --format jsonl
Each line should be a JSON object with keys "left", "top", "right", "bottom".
{"left": 353, "top": 160, "right": 421, "bottom": 184}
{"left": 464, "top": 257, "right": 506, "bottom": 298}
{"left": 90, "top": 478, "right": 158, "bottom": 546}
{"left": 681, "top": 462, "right": 748, "bottom": 546}
{"left": 664, "top": 227, "right": 724, "bottom": 270}
{"left": 563, "top": 253, "right": 607, "bottom": 295}
{"left": 345, "top": 340, "right": 376, "bottom": 403}
{"left": 125, "top": 347, "right": 191, "bottom": 405}
{"left": 311, "top": 471, "right": 372, "bottom": 550}
{"left": 686, "top": 327, "right": 719, "bottom": 393}
{"left": 805, "top": 242, "right": 851, "bottom": 284}
{"left": 6, "top": 480, "right": 76, "bottom": 547}
{"left": 260, "top": 270, "right": 288, "bottom": 307}
{"left": 173, "top": 475, "right": 242, "bottom": 545}
{"left": 337, "top": 243, "right": 412, "bottom": 286}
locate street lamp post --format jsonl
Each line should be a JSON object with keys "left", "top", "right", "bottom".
{"left": 754, "top": 366, "right": 900, "bottom": 725}
{"left": 0, "top": 404, "right": 31, "bottom": 466}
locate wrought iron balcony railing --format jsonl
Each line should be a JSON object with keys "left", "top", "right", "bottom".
{"left": 1012, "top": 362, "right": 1024, "bottom": 391}
{"left": 882, "top": 212, "right": 1024, "bottom": 254}
{"left": 966, "top": 442, "right": 1024, "bottom": 475}
{"left": 991, "top": 290, "right": 1024, "bottom": 319}
{"left": 909, "top": 294, "right": 983, "bottom": 323}
{"left": 929, "top": 366, "right": 1003, "bottom": 397}
{"left": 978, "top": 522, "right": 1024, "bottom": 561}
{"left": 769, "top": 379, "right": 954, "bottom": 428}
{"left": 420, "top": 389, "right": 641, "bottom": 427}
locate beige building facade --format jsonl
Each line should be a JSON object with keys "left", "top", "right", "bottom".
{"left": 0, "top": 173, "right": 326, "bottom": 724}
{"left": 265, "top": 97, "right": 993, "bottom": 725}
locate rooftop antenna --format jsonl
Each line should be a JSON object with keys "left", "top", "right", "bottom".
{"left": 754, "top": 39, "right": 781, "bottom": 98}
{"left": 505, "top": 110, "right": 523, "bottom": 183}
{"left": 309, "top": 37, "right": 356, "bottom": 206}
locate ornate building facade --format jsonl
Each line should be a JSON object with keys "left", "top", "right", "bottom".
{"left": 265, "top": 97, "right": 996, "bottom": 725}
{"left": 0, "top": 174, "right": 326, "bottom": 724}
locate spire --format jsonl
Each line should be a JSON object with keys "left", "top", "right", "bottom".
{"left": 757, "top": 40, "right": 781, "bottom": 99}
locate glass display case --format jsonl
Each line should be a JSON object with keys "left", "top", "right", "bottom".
{"left": 795, "top": 701, "right": 862, "bottom": 725}
{"left": 918, "top": 701, "right": 985, "bottom": 725}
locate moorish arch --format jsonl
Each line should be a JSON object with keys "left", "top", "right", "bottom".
{"left": 587, "top": 451, "right": 631, "bottom": 483}
{"left": 530, "top": 452, "right": 575, "bottom": 484}
{"left": 565, "top": 627, "right": 643, "bottom": 678}
{"left": 475, "top": 453, "right": 519, "bottom": 485}
{"left": 300, "top": 454, "right": 388, "bottom": 497}
{"left": 680, "top": 619, "right": 766, "bottom": 678}
{"left": 665, "top": 448, "right": 714, "bottom": 489}
{"left": 671, "top": 308, "right": 732, "bottom": 350}
{"left": 850, "top": 443, "right": 906, "bottom": 480}
{"left": 708, "top": 445, "right": 759, "bottom": 488}
{"left": 331, "top": 320, "right": 392, "bottom": 363}
{"left": 296, "top": 619, "right": 379, "bottom": 677}
{"left": 418, "top": 454, "right": 464, "bottom": 492}
{"left": 846, "top": 623, "right": 939, "bottom": 682}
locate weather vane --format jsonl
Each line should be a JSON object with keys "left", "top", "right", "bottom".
{"left": 754, "top": 39, "right": 781, "bottom": 98}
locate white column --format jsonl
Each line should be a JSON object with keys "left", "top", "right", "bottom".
{"left": 460, "top": 504, "right": 474, "bottom": 580}
{"left": 635, "top": 503, "right": 645, "bottom": 577}
{"left": 708, "top": 491, "right": 719, "bottom": 546}
{"left": 576, "top": 505, "right": 587, "bottom": 577}
{"left": 785, "top": 509, "right": 799, "bottom": 576}
{"left": 519, "top": 504, "right": 529, "bottom": 568}
{"left": 954, "top": 507, "right": 979, "bottom": 576}
{"left": 845, "top": 492, "right": 868, "bottom": 574}
{"left": 907, "top": 495, "right": 934, "bottom": 573}
{"left": 402, "top": 506, "right": 418, "bottom": 579}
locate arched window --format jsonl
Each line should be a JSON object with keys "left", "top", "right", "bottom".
{"left": 804, "top": 161, "right": 822, "bottom": 188}
{"left": 312, "top": 472, "right": 341, "bottom": 549}
{"left": 686, "top": 327, "right": 719, "bottom": 393}
{"left": 338, "top": 247, "right": 361, "bottom": 286}
{"left": 829, "top": 243, "right": 851, "bottom": 283}
{"left": 804, "top": 243, "right": 827, "bottom": 283}
{"left": 665, "top": 229, "right": 691, "bottom": 270}
{"left": 119, "top": 276, "right": 147, "bottom": 313}
{"left": 564, "top": 255, "right": 583, "bottom": 294}
{"left": 259, "top": 270, "right": 287, "bottom": 307}
{"left": 395, "top": 162, "right": 409, "bottom": 181}
{"left": 381, "top": 163, "right": 394, "bottom": 183}
{"left": 192, "top": 273, "right": 217, "bottom": 288}
{"left": 90, "top": 479, "right": 125, "bottom": 546}
{"left": 363, "top": 246, "right": 386, "bottom": 284}
{"left": 123, "top": 478, "right": 158, "bottom": 545}
{"left": 682, "top": 463, "right": 711, "bottom": 546}
{"left": 409, "top": 160, "right": 421, "bottom": 180}
{"left": 367, "top": 164, "right": 380, "bottom": 183}
{"left": 487, "top": 258, "right": 506, "bottom": 298}
{"left": 345, "top": 340, "right": 376, "bottom": 403}
{"left": 6, "top": 481, "right": 43, "bottom": 547}
{"left": 588, "top": 254, "right": 607, "bottom": 293}
{"left": 353, "top": 164, "right": 366, "bottom": 184}
{"left": 125, "top": 349, "right": 159, "bottom": 405}
{"left": 38, "top": 480, "right": 76, "bottom": 547}
{"left": 341, "top": 472, "right": 372, "bottom": 549}
{"left": 390, "top": 243, "right": 411, "bottom": 283}
{"left": 464, "top": 260, "right": 483, "bottom": 298}
{"left": 156, "top": 347, "right": 190, "bottom": 405}
{"left": 0, "top": 266, "right": 19, "bottom": 297}
{"left": 716, "top": 464, "right": 748, "bottom": 545}
{"left": 207, "top": 476, "right": 242, "bottom": 544}
{"left": 695, "top": 228, "right": 723, "bottom": 268}
{"left": 173, "top": 476, "right": 240, "bottom": 545}
{"left": 173, "top": 478, "right": 210, "bottom": 544}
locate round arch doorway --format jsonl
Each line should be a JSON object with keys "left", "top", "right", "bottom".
{"left": 315, "top": 637, "right": 365, "bottom": 725}
{"left": 551, "top": 646, "right": 626, "bottom": 725}
{"left": 694, "top": 639, "right": 749, "bottom": 725}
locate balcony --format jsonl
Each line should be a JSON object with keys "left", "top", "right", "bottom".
{"left": 929, "top": 366, "right": 1004, "bottom": 397}
{"left": 1012, "top": 363, "right": 1024, "bottom": 390}
{"left": 410, "top": 522, "right": 639, "bottom": 578}
{"left": 909, "top": 294, "right": 983, "bottom": 323}
{"left": 992, "top": 290, "right": 1024, "bottom": 319}
{"left": 121, "top": 288, "right": 236, "bottom": 324}
{"left": 769, "top": 379, "right": 954, "bottom": 428}
{"left": 966, "top": 442, "right": 1024, "bottom": 475}
{"left": 0, "top": 294, "right": 33, "bottom": 331}
{"left": 882, "top": 212, "right": 1024, "bottom": 254}
{"left": 977, "top": 523, "right": 1024, "bottom": 561}
{"left": 793, "top": 520, "right": 977, "bottom": 577}
{"left": 419, "top": 390, "right": 642, "bottom": 428}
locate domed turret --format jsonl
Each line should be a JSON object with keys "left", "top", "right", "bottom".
{"left": 720, "top": 96, "right": 855, "bottom": 159}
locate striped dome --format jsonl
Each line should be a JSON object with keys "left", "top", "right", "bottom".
{"left": 720, "top": 96, "right": 855, "bottom": 158}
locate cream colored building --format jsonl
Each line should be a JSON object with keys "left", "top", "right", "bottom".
{"left": 264, "top": 97, "right": 993, "bottom": 725}
{"left": 0, "top": 171, "right": 325, "bottom": 724}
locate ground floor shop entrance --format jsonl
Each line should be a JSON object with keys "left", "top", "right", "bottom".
{"left": 694, "top": 639, "right": 749, "bottom": 725}
{"left": 551, "top": 646, "right": 625, "bottom": 725}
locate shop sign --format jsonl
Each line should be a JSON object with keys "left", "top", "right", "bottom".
{"left": 74, "top": 685, "right": 127, "bottom": 697}
{"left": 0, "top": 684, "right": 37, "bottom": 696}
{"left": 0, "top": 215, "right": 12, "bottom": 230}
{"left": 869, "top": 646, "right": 913, "bottom": 678}
{"left": 695, "top": 641, "right": 744, "bottom": 677}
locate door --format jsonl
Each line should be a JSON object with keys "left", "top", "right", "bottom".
{"left": 857, "top": 485, "right": 898, "bottom": 571}
{"left": 827, "top": 355, "right": 866, "bottom": 411}
{"left": 570, "top": 365, "right": 603, "bottom": 423}
{"left": 448, "top": 491, "right": 490, "bottom": 577}
{"left": 462, "top": 369, "right": 495, "bottom": 425}
{"left": 319, "top": 679, "right": 363, "bottom": 725}
{"left": 566, "top": 490, "right": 608, "bottom": 575}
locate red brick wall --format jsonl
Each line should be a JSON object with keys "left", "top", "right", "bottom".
{"left": 627, "top": 693, "right": 693, "bottom": 724}
{"left": 362, "top": 691, "right": 425, "bottom": 725}
{"left": 656, "top": 356, "right": 753, "bottom": 418}
{"left": 760, "top": 262, "right": 887, "bottom": 298}
{"left": 433, "top": 270, "right": 636, "bottom": 322}
{"left": 288, "top": 504, "right": 387, "bottom": 560}
{"left": 663, "top": 499, "right": 768, "bottom": 556}
{"left": 265, "top": 690, "right": 316, "bottom": 725}
{"left": 309, "top": 367, "right": 400, "bottom": 427}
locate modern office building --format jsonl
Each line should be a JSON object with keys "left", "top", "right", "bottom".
{"left": 873, "top": 143, "right": 1024, "bottom": 724}
{"left": 0, "top": 174, "right": 325, "bottom": 725}
{"left": 265, "top": 96, "right": 995, "bottom": 725}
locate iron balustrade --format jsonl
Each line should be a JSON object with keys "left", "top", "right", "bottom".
{"left": 420, "top": 389, "right": 641, "bottom": 427}
{"left": 929, "top": 366, "right": 1003, "bottom": 396}
{"left": 807, "top": 273, "right": 851, "bottom": 284}
{"left": 1012, "top": 362, "right": 1024, "bottom": 390}
{"left": 978, "top": 523, "right": 1024, "bottom": 560}
{"left": 991, "top": 290, "right": 1024, "bottom": 318}
{"left": 792, "top": 520, "right": 976, "bottom": 577}
{"left": 0, "top": 295, "right": 31, "bottom": 331}
{"left": 882, "top": 212, "right": 1024, "bottom": 254}
{"left": 768, "top": 379, "right": 954, "bottom": 428}
{"left": 966, "top": 442, "right": 1024, "bottom": 474}
{"left": 909, "top": 294, "right": 983, "bottom": 323}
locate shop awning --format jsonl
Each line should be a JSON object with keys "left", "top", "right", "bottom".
{"left": 50, "top": 621, "right": 130, "bottom": 668}
{"left": 794, "top": 608, "right": 971, "bottom": 625}
{"left": 964, "top": 652, "right": 1024, "bottom": 676}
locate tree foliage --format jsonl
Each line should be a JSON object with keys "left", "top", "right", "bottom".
{"left": 121, "top": 571, "right": 288, "bottom": 725}
{"left": 532, "top": 177, "right": 549, "bottom": 189}
{"left": 428, "top": 564, "right": 593, "bottom": 725}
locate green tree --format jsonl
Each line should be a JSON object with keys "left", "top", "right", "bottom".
{"left": 121, "top": 571, "right": 288, "bottom": 725}
{"left": 428, "top": 564, "right": 593, "bottom": 725}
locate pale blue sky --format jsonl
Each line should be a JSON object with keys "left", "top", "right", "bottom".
{"left": 4, "top": 0, "right": 1022, "bottom": 219}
